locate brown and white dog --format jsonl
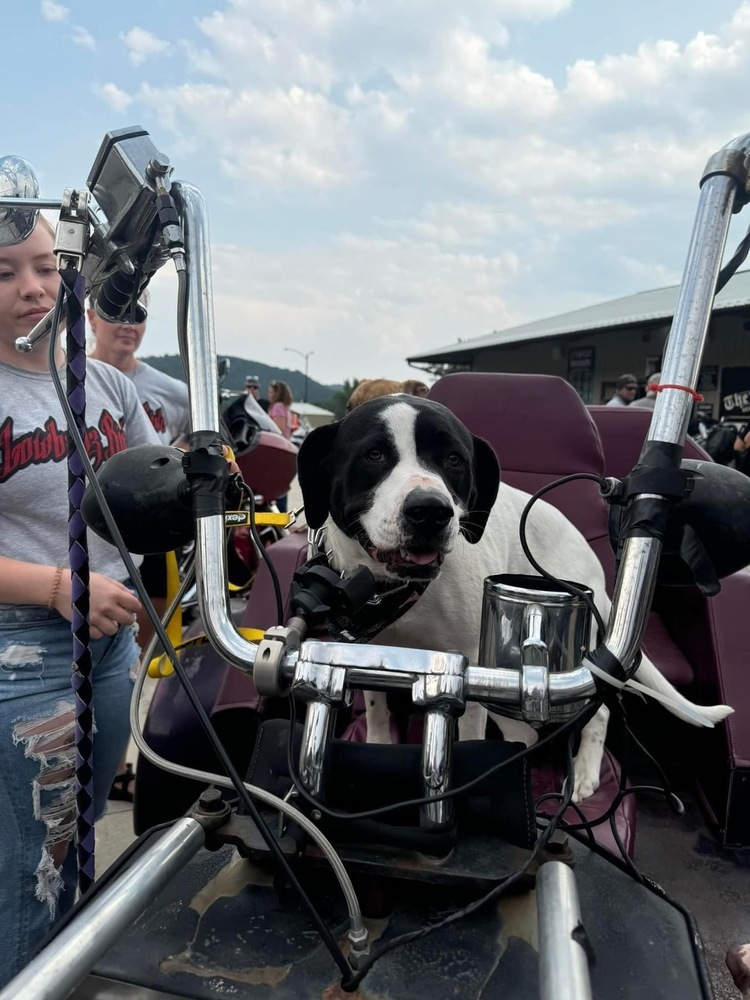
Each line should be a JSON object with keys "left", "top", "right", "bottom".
{"left": 346, "top": 378, "right": 429, "bottom": 412}
{"left": 298, "top": 395, "right": 733, "bottom": 801}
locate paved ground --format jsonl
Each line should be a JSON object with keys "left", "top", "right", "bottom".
{"left": 635, "top": 794, "right": 750, "bottom": 999}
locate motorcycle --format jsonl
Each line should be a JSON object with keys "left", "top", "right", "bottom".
{"left": 1, "top": 126, "right": 750, "bottom": 999}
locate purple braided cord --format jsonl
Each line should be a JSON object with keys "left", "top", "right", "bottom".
{"left": 62, "top": 267, "right": 96, "bottom": 895}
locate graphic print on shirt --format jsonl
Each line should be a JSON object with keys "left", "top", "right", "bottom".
{"left": 0, "top": 410, "right": 127, "bottom": 483}
{"left": 142, "top": 402, "right": 166, "bottom": 434}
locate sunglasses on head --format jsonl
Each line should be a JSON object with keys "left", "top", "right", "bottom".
{"left": 120, "top": 302, "right": 148, "bottom": 324}
{"left": 94, "top": 302, "right": 148, "bottom": 325}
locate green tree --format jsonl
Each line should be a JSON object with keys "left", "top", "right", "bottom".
{"left": 325, "top": 378, "right": 360, "bottom": 420}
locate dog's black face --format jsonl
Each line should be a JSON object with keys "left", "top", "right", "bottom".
{"left": 298, "top": 396, "right": 500, "bottom": 581}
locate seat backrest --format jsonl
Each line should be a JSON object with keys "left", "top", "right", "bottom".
{"left": 588, "top": 405, "right": 713, "bottom": 481}
{"left": 429, "top": 373, "right": 615, "bottom": 585}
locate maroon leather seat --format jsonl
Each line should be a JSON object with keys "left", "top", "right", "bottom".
{"left": 204, "top": 376, "right": 747, "bottom": 848}
{"left": 691, "top": 569, "right": 750, "bottom": 845}
{"left": 587, "top": 405, "right": 712, "bottom": 479}
{"left": 431, "top": 373, "right": 614, "bottom": 581}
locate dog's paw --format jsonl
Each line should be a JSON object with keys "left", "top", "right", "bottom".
{"left": 364, "top": 692, "right": 395, "bottom": 744}
{"left": 366, "top": 725, "right": 393, "bottom": 745}
{"left": 571, "top": 740, "right": 604, "bottom": 802}
{"left": 572, "top": 767, "right": 600, "bottom": 803}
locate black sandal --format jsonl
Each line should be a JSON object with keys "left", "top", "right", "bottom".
{"left": 108, "top": 762, "right": 135, "bottom": 803}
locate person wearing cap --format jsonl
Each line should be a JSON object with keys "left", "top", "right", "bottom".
{"left": 631, "top": 373, "right": 661, "bottom": 410}
{"left": 245, "top": 374, "right": 269, "bottom": 412}
{"left": 607, "top": 373, "right": 639, "bottom": 407}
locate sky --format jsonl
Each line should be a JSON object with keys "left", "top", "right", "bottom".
{"left": 4, "top": 0, "right": 750, "bottom": 385}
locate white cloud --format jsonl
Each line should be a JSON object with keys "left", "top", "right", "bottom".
{"left": 492, "top": 0, "right": 571, "bottom": 15}
{"left": 95, "top": 2, "right": 750, "bottom": 378}
{"left": 393, "top": 29, "right": 559, "bottom": 121}
{"left": 40, "top": 0, "right": 68, "bottom": 21}
{"left": 401, "top": 201, "right": 521, "bottom": 248}
{"left": 131, "top": 0, "right": 750, "bottom": 208}
{"left": 137, "top": 82, "right": 359, "bottom": 189}
{"left": 71, "top": 25, "right": 95, "bottom": 50}
{"left": 121, "top": 27, "right": 170, "bottom": 65}
{"left": 95, "top": 83, "right": 133, "bottom": 113}
{"left": 144, "top": 231, "right": 519, "bottom": 381}
{"left": 608, "top": 252, "right": 682, "bottom": 290}
{"left": 563, "top": 8, "right": 750, "bottom": 127}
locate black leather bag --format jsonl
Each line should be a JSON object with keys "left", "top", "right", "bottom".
{"left": 247, "top": 719, "right": 537, "bottom": 854}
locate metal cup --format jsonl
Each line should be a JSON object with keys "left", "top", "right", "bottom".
{"left": 478, "top": 574, "right": 593, "bottom": 723}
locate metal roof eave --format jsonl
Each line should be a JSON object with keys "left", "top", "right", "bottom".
{"left": 407, "top": 299, "right": 750, "bottom": 366}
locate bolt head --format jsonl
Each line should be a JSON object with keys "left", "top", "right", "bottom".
{"left": 198, "top": 787, "right": 224, "bottom": 813}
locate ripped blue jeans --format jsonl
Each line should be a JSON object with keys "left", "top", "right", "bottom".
{"left": 0, "top": 605, "right": 137, "bottom": 986}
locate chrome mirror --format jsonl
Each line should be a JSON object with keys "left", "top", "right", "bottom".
{"left": 0, "top": 155, "right": 40, "bottom": 246}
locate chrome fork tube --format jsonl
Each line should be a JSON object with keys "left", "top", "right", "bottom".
{"left": 172, "top": 181, "right": 257, "bottom": 672}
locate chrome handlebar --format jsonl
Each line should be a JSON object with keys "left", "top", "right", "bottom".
{"left": 171, "top": 134, "right": 750, "bottom": 826}
{"left": 251, "top": 637, "right": 597, "bottom": 708}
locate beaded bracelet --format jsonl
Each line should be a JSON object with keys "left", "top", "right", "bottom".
{"left": 47, "top": 566, "right": 64, "bottom": 610}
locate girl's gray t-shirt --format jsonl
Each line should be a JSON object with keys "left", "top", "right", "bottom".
{"left": 0, "top": 358, "right": 159, "bottom": 587}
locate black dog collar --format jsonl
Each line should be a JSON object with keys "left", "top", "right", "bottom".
{"left": 308, "top": 530, "right": 431, "bottom": 643}
{"left": 327, "top": 574, "right": 430, "bottom": 643}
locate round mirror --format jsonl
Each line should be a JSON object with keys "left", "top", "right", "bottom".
{"left": 0, "top": 155, "right": 40, "bottom": 246}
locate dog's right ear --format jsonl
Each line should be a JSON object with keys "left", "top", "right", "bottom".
{"left": 297, "top": 422, "right": 340, "bottom": 528}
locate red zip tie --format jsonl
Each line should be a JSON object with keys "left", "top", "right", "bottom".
{"left": 648, "top": 382, "right": 704, "bottom": 402}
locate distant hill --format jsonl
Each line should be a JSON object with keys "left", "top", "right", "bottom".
{"left": 140, "top": 354, "right": 342, "bottom": 406}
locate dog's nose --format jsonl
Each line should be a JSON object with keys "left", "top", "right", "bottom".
{"left": 403, "top": 488, "right": 454, "bottom": 530}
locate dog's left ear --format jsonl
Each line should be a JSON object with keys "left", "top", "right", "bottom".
{"left": 297, "top": 422, "right": 340, "bottom": 528}
{"left": 460, "top": 435, "right": 501, "bottom": 544}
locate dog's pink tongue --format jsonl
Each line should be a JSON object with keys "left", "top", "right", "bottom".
{"left": 400, "top": 548, "right": 438, "bottom": 565}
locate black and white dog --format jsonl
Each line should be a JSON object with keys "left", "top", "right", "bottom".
{"left": 298, "top": 395, "right": 732, "bottom": 801}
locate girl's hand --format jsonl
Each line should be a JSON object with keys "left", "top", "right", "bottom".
{"left": 53, "top": 570, "right": 141, "bottom": 639}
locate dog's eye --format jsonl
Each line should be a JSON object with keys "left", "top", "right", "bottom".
{"left": 365, "top": 447, "right": 385, "bottom": 462}
{"left": 446, "top": 453, "right": 464, "bottom": 468}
